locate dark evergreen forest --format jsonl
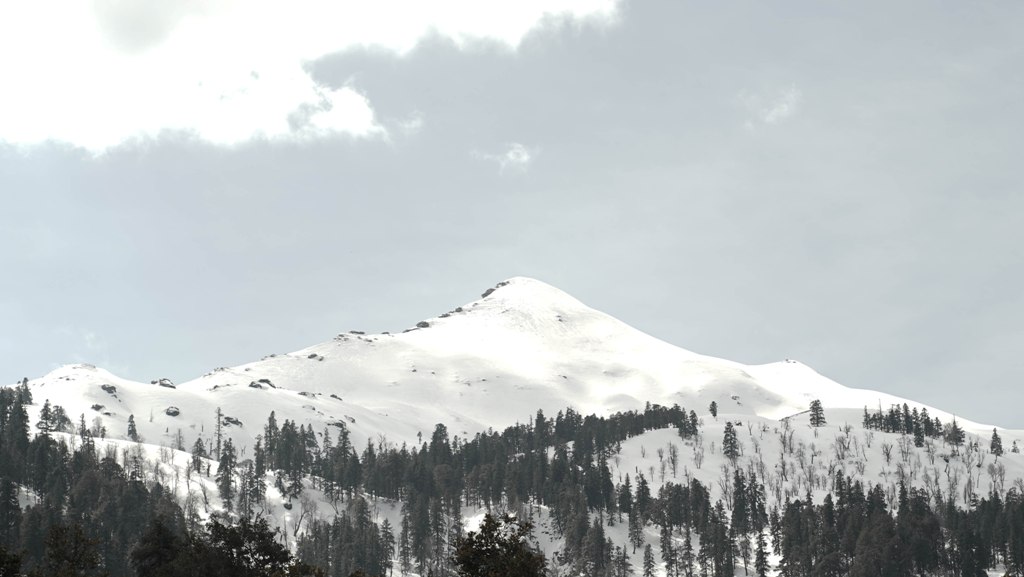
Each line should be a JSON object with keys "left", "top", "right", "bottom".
{"left": 3, "top": 382, "right": 1024, "bottom": 577}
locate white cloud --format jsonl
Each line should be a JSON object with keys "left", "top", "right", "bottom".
{"left": 738, "top": 84, "right": 803, "bottom": 129}
{"left": 762, "top": 85, "right": 802, "bottom": 124}
{"left": 473, "top": 142, "right": 538, "bottom": 174}
{"left": 0, "top": 0, "right": 618, "bottom": 153}
{"left": 52, "top": 326, "right": 120, "bottom": 371}
{"left": 393, "top": 111, "right": 426, "bottom": 138}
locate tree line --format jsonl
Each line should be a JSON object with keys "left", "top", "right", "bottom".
{"left": 7, "top": 380, "right": 1024, "bottom": 576}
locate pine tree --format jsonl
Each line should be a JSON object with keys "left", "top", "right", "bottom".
{"left": 237, "top": 464, "right": 255, "bottom": 517}
{"left": 614, "top": 546, "right": 631, "bottom": 577}
{"left": 732, "top": 471, "right": 751, "bottom": 571}
{"left": 0, "top": 478, "right": 20, "bottom": 548}
{"left": 263, "top": 411, "right": 279, "bottom": 470}
{"left": 660, "top": 523, "right": 675, "bottom": 577}
{"left": 380, "top": 518, "right": 395, "bottom": 577}
{"left": 0, "top": 544, "right": 20, "bottom": 577}
{"left": 38, "top": 523, "right": 105, "bottom": 577}
{"left": 748, "top": 481, "right": 768, "bottom": 533}
{"left": 945, "top": 418, "right": 965, "bottom": 452}
{"left": 127, "top": 414, "right": 139, "bottom": 442}
{"left": 635, "top": 474, "right": 651, "bottom": 521}
{"left": 809, "top": 400, "right": 826, "bottom": 427}
{"left": 731, "top": 470, "right": 750, "bottom": 535}
{"left": 452, "top": 514, "right": 546, "bottom": 577}
{"left": 619, "top": 474, "right": 633, "bottom": 518}
{"left": 190, "top": 437, "right": 206, "bottom": 474}
{"left": 2, "top": 398, "right": 29, "bottom": 482}
{"left": 628, "top": 510, "right": 644, "bottom": 554}
{"left": 697, "top": 530, "right": 712, "bottom": 577}
{"left": 399, "top": 501, "right": 414, "bottom": 576}
{"left": 130, "top": 517, "right": 183, "bottom": 577}
{"left": 921, "top": 407, "right": 933, "bottom": 436}
{"left": 722, "top": 422, "right": 740, "bottom": 462}
{"left": 630, "top": 543, "right": 648, "bottom": 577}
{"left": 216, "top": 438, "right": 237, "bottom": 511}
{"left": 991, "top": 428, "right": 1004, "bottom": 457}
{"left": 214, "top": 407, "right": 223, "bottom": 460}
{"left": 582, "top": 518, "right": 608, "bottom": 575}
{"left": 709, "top": 401, "right": 718, "bottom": 419}
{"left": 36, "top": 400, "right": 53, "bottom": 434}
{"left": 680, "top": 524, "right": 695, "bottom": 577}
{"left": 754, "top": 531, "right": 769, "bottom": 577}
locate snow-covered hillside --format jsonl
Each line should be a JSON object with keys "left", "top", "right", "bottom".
{"left": 10, "top": 276, "right": 1024, "bottom": 576}
{"left": 19, "top": 277, "right": 1015, "bottom": 457}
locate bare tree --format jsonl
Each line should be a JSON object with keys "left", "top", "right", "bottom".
{"left": 833, "top": 433, "right": 851, "bottom": 461}
{"left": 897, "top": 435, "right": 913, "bottom": 463}
{"left": 293, "top": 493, "right": 319, "bottom": 538}
{"left": 667, "top": 443, "right": 679, "bottom": 478}
{"left": 718, "top": 465, "right": 734, "bottom": 510}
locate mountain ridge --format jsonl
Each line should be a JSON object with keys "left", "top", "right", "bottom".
{"left": 20, "top": 277, "right": 1013, "bottom": 455}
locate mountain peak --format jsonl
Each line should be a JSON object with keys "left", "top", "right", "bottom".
{"left": 476, "top": 277, "right": 588, "bottom": 313}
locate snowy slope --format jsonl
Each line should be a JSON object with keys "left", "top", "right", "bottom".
{"left": 16, "top": 277, "right": 1020, "bottom": 457}
{"left": 15, "top": 276, "right": 1024, "bottom": 576}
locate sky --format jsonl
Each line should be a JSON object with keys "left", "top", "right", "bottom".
{"left": 2, "top": 0, "right": 1023, "bottom": 426}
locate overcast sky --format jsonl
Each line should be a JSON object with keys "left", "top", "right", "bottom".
{"left": 2, "top": 0, "right": 1022, "bottom": 426}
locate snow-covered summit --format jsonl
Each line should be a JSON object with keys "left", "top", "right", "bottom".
{"left": 15, "top": 277, "right": 1014, "bottom": 455}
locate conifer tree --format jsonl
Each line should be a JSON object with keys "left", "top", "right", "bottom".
{"left": 130, "top": 517, "right": 183, "bottom": 577}
{"left": 452, "top": 514, "right": 546, "bottom": 577}
{"left": 991, "top": 428, "right": 1004, "bottom": 457}
{"left": 618, "top": 474, "right": 633, "bottom": 518}
{"left": 35, "top": 400, "right": 53, "bottom": 434}
{"left": 190, "top": 438, "right": 206, "bottom": 474}
{"left": 709, "top": 401, "right": 718, "bottom": 419}
{"left": 0, "top": 478, "right": 20, "bottom": 549}
{"left": 921, "top": 407, "right": 933, "bottom": 436}
{"left": 37, "top": 523, "right": 105, "bottom": 577}
{"left": 697, "top": 531, "right": 712, "bottom": 577}
{"left": 722, "top": 422, "right": 740, "bottom": 462}
{"left": 946, "top": 418, "right": 965, "bottom": 452}
{"left": 0, "top": 544, "right": 20, "bottom": 577}
{"left": 628, "top": 510, "right": 644, "bottom": 554}
{"left": 635, "top": 474, "right": 651, "bottom": 521}
{"left": 399, "top": 510, "right": 413, "bottom": 576}
{"left": 380, "top": 518, "right": 395, "bottom": 577}
{"left": 216, "top": 438, "right": 237, "bottom": 511}
{"left": 754, "top": 531, "right": 769, "bottom": 577}
{"left": 680, "top": 524, "right": 695, "bottom": 577}
{"left": 659, "top": 523, "right": 675, "bottom": 577}
{"left": 732, "top": 470, "right": 751, "bottom": 570}
{"left": 127, "top": 414, "right": 139, "bottom": 442}
{"left": 809, "top": 400, "right": 826, "bottom": 427}
{"left": 237, "top": 464, "right": 257, "bottom": 518}
{"left": 642, "top": 544, "right": 655, "bottom": 577}
{"left": 214, "top": 407, "right": 223, "bottom": 460}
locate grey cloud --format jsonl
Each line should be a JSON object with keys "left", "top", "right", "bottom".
{"left": 92, "top": 0, "right": 199, "bottom": 53}
{"left": 2, "top": 0, "right": 1023, "bottom": 427}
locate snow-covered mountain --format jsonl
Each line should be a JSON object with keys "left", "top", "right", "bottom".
{"left": 19, "top": 276, "right": 1015, "bottom": 456}
{"left": 14, "top": 276, "right": 1024, "bottom": 577}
